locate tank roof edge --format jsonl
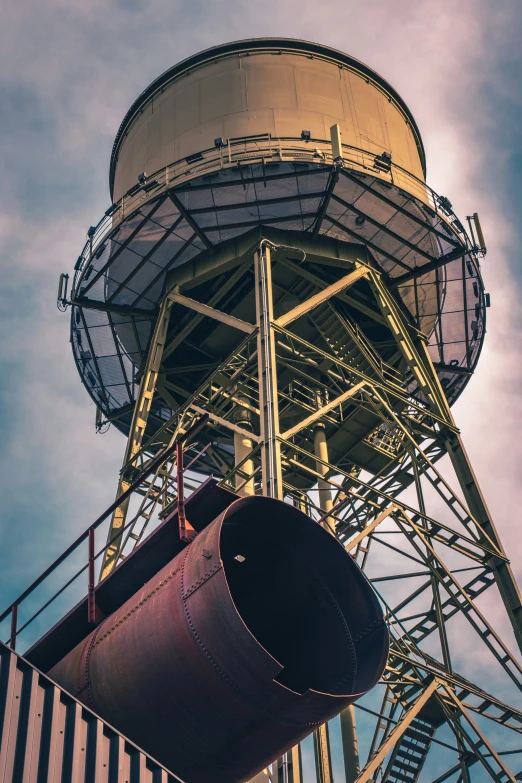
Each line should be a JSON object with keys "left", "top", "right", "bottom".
{"left": 108, "top": 37, "right": 426, "bottom": 198}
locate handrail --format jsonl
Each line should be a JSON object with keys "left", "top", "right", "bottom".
{"left": 1, "top": 414, "right": 208, "bottom": 648}
{"left": 69, "top": 134, "right": 477, "bottom": 300}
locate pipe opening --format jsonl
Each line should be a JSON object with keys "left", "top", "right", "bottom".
{"left": 220, "top": 497, "right": 387, "bottom": 697}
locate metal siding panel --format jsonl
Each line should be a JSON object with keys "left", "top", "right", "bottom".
{"left": 294, "top": 65, "right": 344, "bottom": 118}
{"left": 0, "top": 650, "right": 23, "bottom": 783}
{"left": 15, "top": 668, "right": 39, "bottom": 783}
{"left": 0, "top": 645, "right": 175, "bottom": 783}
{"left": 245, "top": 64, "right": 297, "bottom": 110}
{"left": 62, "top": 701, "right": 82, "bottom": 783}
{"left": 200, "top": 68, "right": 247, "bottom": 123}
{"left": 108, "top": 735, "right": 125, "bottom": 783}
{"left": 22, "top": 672, "right": 45, "bottom": 783}
{"left": 85, "top": 718, "right": 107, "bottom": 783}
{"left": 43, "top": 687, "right": 66, "bottom": 783}
{"left": 130, "top": 751, "right": 148, "bottom": 783}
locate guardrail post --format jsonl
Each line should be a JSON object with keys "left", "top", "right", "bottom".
{"left": 88, "top": 528, "right": 96, "bottom": 624}
{"left": 9, "top": 604, "right": 18, "bottom": 650}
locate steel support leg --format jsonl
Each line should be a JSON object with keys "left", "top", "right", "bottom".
{"left": 254, "top": 242, "right": 283, "bottom": 500}
{"left": 445, "top": 431, "right": 522, "bottom": 652}
{"left": 311, "top": 413, "right": 349, "bottom": 781}
{"left": 314, "top": 723, "right": 333, "bottom": 783}
{"left": 100, "top": 296, "right": 172, "bottom": 579}
{"left": 313, "top": 422, "right": 335, "bottom": 535}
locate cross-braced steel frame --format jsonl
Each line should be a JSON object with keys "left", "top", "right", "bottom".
{"left": 95, "top": 227, "right": 522, "bottom": 783}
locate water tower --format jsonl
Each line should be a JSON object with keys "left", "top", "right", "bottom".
{"left": 43, "top": 38, "right": 522, "bottom": 783}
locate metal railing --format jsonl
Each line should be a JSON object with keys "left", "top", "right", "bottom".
{"left": 69, "top": 134, "right": 478, "bottom": 300}
{"left": 0, "top": 415, "right": 208, "bottom": 652}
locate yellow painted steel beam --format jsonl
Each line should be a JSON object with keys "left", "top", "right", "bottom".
{"left": 169, "top": 290, "right": 255, "bottom": 334}
{"left": 99, "top": 296, "right": 172, "bottom": 580}
{"left": 255, "top": 242, "right": 283, "bottom": 500}
{"left": 274, "top": 265, "right": 368, "bottom": 328}
{"left": 281, "top": 382, "right": 366, "bottom": 440}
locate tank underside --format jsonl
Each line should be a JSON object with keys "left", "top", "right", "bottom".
{"left": 70, "top": 153, "right": 485, "bottom": 479}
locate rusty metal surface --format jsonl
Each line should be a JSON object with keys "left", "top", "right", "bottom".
{"left": 0, "top": 640, "right": 182, "bottom": 783}
{"left": 25, "top": 478, "right": 237, "bottom": 674}
{"left": 48, "top": 496, "right": 388, "bottom": 783}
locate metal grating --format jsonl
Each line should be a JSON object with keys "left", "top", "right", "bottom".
{"left": 68, "top": 138, "right": 486, "bottom": 435}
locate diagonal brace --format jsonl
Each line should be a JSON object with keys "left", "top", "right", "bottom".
{"left": 275, "top": 265, "right": 368, "bottom": 328}
{"left": 169, "top": 291, "right": 255, "bottom": 334}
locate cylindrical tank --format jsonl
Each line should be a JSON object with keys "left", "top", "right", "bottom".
{"left": 111, "top": 38, "right": 425, "bottom": 202}
{"left": 48, "top": 496, "right": 388, "bottom": 783}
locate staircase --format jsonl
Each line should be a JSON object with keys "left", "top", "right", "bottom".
{"left": 381, "top": 718, "right": 436, "bottom": 783}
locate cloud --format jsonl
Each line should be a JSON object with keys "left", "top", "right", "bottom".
{"left": 1, "top": 0, "right": 522, "bottom": 773}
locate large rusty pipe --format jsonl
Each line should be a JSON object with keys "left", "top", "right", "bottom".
{"left": 48, "top": 496, "right": 388, "bottom": 783}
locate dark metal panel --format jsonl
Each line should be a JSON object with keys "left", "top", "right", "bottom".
{"left": 0, "top": 642, "right": 182, "bottom": 783}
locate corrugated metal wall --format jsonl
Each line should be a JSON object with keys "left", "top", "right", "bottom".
{"left": 0, "top": 641, "right": 182, "bottom": 783}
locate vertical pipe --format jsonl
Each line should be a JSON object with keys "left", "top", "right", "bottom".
{"left": 234, "top": 399, "right": 255, "bottom": 497}
{"left": 313, "top": 410, "right": 360, "bottom": 781}
{"left": 340, "top": 706, "right": 360, "bottom": 783}
{"left": 177, "top": 440, "right": 189, "bottom": 541}
{"left": 313, "top": 389, "right": 334, "bottom": 536}
{"left": 311, "top": 401, "right": 335, "bottom": 782}
{"left": 289, "top": 745, "right": 302, "bottom": 783}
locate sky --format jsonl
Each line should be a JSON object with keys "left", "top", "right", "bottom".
{"left": 1, "top": 0, "right": 522, "bottom": 775}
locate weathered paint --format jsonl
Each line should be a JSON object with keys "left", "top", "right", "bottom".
{"left": 111, "top": 39, "right": 425, "bottom": 201}
{"left": 48, "top": 496, "right": 388, "bottom": 783}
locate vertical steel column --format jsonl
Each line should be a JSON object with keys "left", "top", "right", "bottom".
{"left": 312, "top": 398, "right": 359, "bottom": 781}
{"left": 100, "top": 296, "right": 172, "bottom": 580}
{"left": 254, "top": 241, "right": 286, "bottom": 783}
{"left": 254, "top": 242, "right": 283, "bottom": 500}
{"left": 9, "top": 605, "right": 17, "bottom": 651}
{"left": 314, "top": 724, "right": 333, "bottom": 783}
{"left": 311, "top": 401, "right": 336, "bottom": 782}
{"left": 289, "top": 745, "right": 303, "bottom": 783}
{"left": 88, "top": 527, "right": 96, "bottom": 625}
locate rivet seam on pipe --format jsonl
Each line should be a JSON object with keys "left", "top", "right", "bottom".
{"left": 352, "top": 618, "right": 385, "bottom": 644}
{"left": 93, "top": 565, "right": 182, "bottom": 648}
{"left": 183, "top": 562, "right": 222, "bottom": 599}
{"left": 180, "top": 545, "right": 323, "bottom": 728}
{"left": 75, "top": 622, "right": 104, "bottom": 707}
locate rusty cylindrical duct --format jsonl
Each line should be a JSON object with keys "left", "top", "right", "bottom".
{"left": 48, "top": 496, "right": 388, "bottom": 783}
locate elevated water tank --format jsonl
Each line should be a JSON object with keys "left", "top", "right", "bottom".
{"left": 110, "top": 38, "right": 426, "bottom": 202}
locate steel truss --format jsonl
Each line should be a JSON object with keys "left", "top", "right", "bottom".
{"left": 100, "top": 235, "right": 522, "bottom": 783}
